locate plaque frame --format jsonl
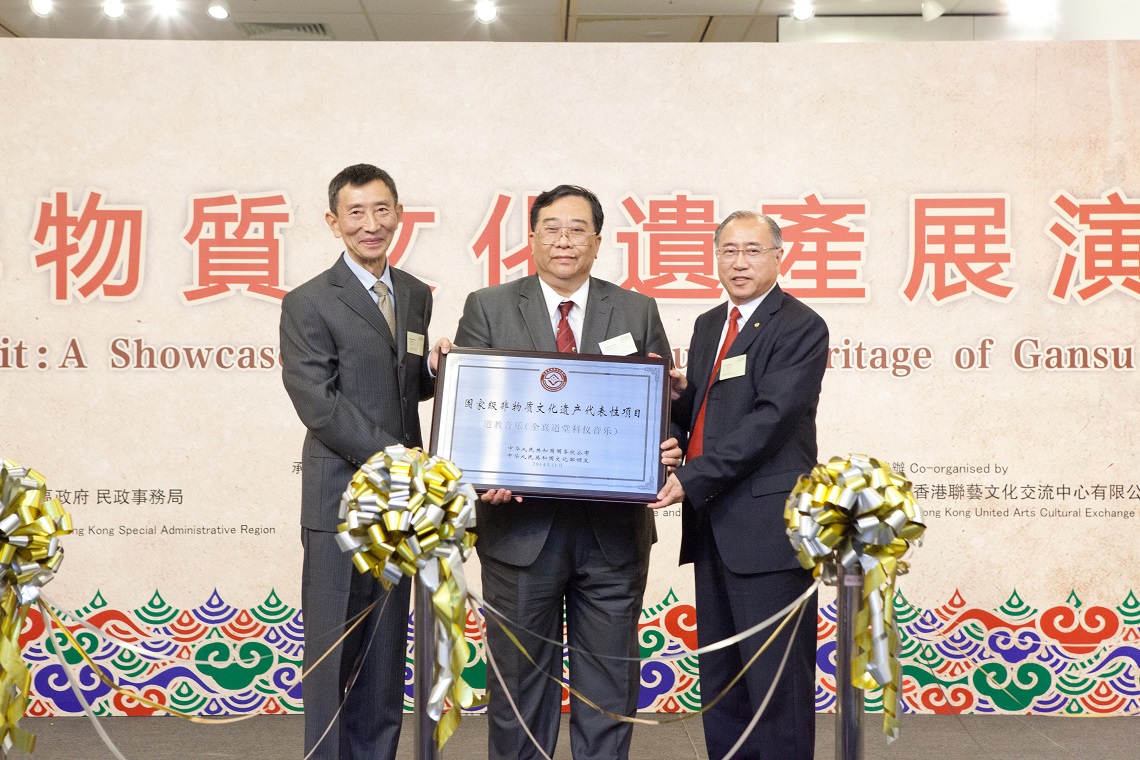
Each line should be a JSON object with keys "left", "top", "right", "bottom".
{"left": 429, "top": 347, "right": 670, "bottom": 502}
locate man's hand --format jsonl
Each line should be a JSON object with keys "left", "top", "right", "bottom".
{"left": 649, "top": 473, "right": 685, "bottom": 510}
{"left": 667, "top": 366, "right": 688, "bottom": 401}
{"left": 480, "top": 488, "right": 523, "bottom": 504}
{"left": 660, "top": 437, "right": 683, "bottom": 474}
{"left": 430, "top": 337, "right": 452, "bottom": 374}
{"left": 648, "top": 351, "right": 687, "bottom": 401}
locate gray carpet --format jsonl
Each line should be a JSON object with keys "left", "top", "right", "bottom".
{"left": 13, "top": 713, "right": 1136, "bottom": 759}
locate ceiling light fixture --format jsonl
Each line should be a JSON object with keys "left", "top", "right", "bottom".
{"left": 792, "top": 2, "right": 814, "bottom": 22}
{"left": 1008, "top": 0, "right": 1056, "bottom": 26}
{"left": 103, "top": 0, "right": 125, "bottom": 19}
{"left": 29, "top": 0, "right": 52, "bottom": 17}
{"left": 922, "top": 1, "right": 946, "bottom": 22}
{"left": 154, "top": 0, "right": 179, "bottom": 15}
{"left": 207, "top": 0, "right": 229, "bottom": 20}
{"left": 475, "top": 1, "right": 498, "bottom": 24}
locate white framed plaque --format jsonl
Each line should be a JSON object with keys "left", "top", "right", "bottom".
{"left": 430, "top": 347, "right": 670, "bottom": 502}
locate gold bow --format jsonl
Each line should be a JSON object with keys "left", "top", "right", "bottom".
{"left": 0, "top": 459, "right": 74, "bottom": 754}
{"left": 784, "top": 454, "right": 925, "bottom": 741}
{"left": 335, "top": 445, "right": 483, "bottom": 748}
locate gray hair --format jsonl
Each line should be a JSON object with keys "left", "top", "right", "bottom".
{"left": 713, "top": 211, "right": 783, "bottom": 249}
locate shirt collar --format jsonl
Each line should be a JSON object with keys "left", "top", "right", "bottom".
{"left": 342, "top": 252, "right": 393, "bottom": 294}
{"left": 538, "top": 277, "right": 590, "bottom": 319}
{"left": 729, "top": 283, "right": 776, "bottom": 323}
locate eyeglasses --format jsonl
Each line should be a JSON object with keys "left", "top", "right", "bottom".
{"left": 715, "top": 245, "right": 780, "bottom": 262}
{"left": 536, "top": 226, "right": 596, "bottom": 245}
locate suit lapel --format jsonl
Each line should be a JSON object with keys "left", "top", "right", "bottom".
{"left": 688, "top": 303, "right": 729, "bottom": 425}
{"left": 518, "top": 276, "right": 557, "bottom": 351}
{"left": 391, "top": 268, "right": 415, "bottom": 404}
{"left": 688, "top": 288, "right": 785, "bottom": 427}
{"left": 392, "top": 270, "right": 411, "bottom": 361}
{"left": 333, "top": 257, "right": 396, "bottom": 351}
{"left": 729, "top": 285, "right": 784, "bottom": 358}
{"left": 580, "top": 278, "right": 613, "bottom": 354}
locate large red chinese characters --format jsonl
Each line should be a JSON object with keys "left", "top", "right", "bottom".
{"left": 386, "top": 208, "right": 439, "bottom": 285}
{"left": 31, "top": 189, "right": 145, "bottom": 302}
{"left": 181, "top": 192, "right": 293, "bottom": 303}
{"left": 616, "top": 192, "right": 722, "bottom": 300}
{"left": 1048, "top": 188, "right": 1140, "bottom": 303}
{"left": 903, "top": 195, "right": 1017, "bottom": 304}
{"left": 763, "top": 192, "right": 869, "bottom": 302}
{"left": 470, "top": 193, "right": 537, "bottom": 286}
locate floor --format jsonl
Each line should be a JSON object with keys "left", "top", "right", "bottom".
{"left": 14, "top": 712, "right": 1137, "bottom": 759}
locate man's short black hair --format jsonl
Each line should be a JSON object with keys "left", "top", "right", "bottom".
{"left": 328, "top": 164, "right": 398, "bottom": 214}
{"left": 529, "top": 185, "right": 604, "bottom": 234}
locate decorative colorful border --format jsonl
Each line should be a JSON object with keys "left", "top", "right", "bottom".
{"left": 21, "top": 588, "right": 1140, "bottom": 717}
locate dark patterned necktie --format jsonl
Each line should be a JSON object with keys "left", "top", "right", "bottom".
{"left": 556, "top": 300, "right": 577, "bottom": 354}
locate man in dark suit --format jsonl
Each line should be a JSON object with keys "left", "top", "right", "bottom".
{"left": 454, "top": 185, "right": 673, "bottom": 760}
{"left": 651, "top": 211, "right": 829, "bottom": 760}
{"left": 280, "top": 164, "right": 448, "bottom": 760}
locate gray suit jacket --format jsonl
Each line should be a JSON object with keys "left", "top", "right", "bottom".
{"left": 454, "top": 275, "right": 670, "bottom": 567}
{"left": 280, "top": 255, "right": 435, "bottom": 531}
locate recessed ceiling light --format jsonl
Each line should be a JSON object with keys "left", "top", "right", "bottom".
{"left": 1008, "top": 0, "right": 1055, "bottom": 26}
{"left": 29, "top": 0, "right": 52, "bottom": 17}
{"left": 792, "top": 1, "right": 814, "bottom": 21}
{"left": 103, "top": 0, "right": 126, "bottom": 19}
{"left": 207, "top": 0, "right": 230, "bottom": 20}
{"left": 475, "top": 1, "right": 498, "bottom": 24}
{"left": 154, "top": 0, "right": 179, "bottom": 15}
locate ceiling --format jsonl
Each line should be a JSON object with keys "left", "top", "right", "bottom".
{"left": 0, "top": 0, "right": 1024, "bottom": 43}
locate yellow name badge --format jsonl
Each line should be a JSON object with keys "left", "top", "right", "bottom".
{"left": 407, "top": 332, "right": 425, "bottom": 356}
{"left": 719, "top": 354, "right": 746, "bottom": 380}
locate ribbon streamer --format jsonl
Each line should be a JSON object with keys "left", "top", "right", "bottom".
{"left": 335, "top": 445, "right": 482, "bottom": 749}
{"left": 0, "top": 458, "right": 74, "bottom": 755}
{"left": 470, "top": 585, "right": 812, "bottom": 728}
{"left": 784, "top": 454, "right": 925, "bottom": 741}
{"left": 473, "top": 579, "right": 819, "bottom": 664}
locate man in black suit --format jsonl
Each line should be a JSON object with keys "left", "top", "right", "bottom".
{"left": 454, "top": 185, "right": 675, "bottom": 760}
{"left": 280, "top": 164, "right": 448, "bottom": 760}
{"left": 651, "top": 211, "right": 829, "bottom": 760}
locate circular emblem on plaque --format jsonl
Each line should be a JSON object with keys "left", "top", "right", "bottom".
{"left": 540, "top": 367, "right": 568, "bottom": 392}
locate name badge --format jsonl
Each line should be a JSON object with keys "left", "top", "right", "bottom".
{"left": 719, "top": 354, "right": 746, "bottom": 380}
{"left": 599, "top": 332, "right": 638, "bottom": 356}
{"left": 407, "top": 332, "right": 425, "bottom": 356}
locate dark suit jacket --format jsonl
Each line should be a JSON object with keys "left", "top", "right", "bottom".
{"left": 280, "top": 255, "right": 435, "bottom": 531}
{"left": 673, "top": 285, "right": 828, "bottom": 575}
{"left": 454, "top": 274, "right": 670, "bottom": 568}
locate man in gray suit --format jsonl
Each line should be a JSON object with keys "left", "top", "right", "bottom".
{"left": 280, "top": 164, "right": 447, "bottom": 760}
{"left": 454, "top": 185, "right": 675, "bottom": 760}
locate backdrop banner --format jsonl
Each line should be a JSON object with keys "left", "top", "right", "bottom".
{"left": 1, "top": 38, "right": 1137, "bottom": 718}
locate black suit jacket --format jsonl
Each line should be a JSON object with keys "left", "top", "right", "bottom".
{"left": 454, "top": 275, "right": 670, "bottom": 567}
{"left": 280, "top": 255, "right": 435, "bottom": 531}
{"left": 673, "top": 285, "right": 828, "bottom": 575}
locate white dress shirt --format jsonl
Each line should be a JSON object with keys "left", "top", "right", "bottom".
{"left": 538, "top": 278, "right": 590, "bottom": 349}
